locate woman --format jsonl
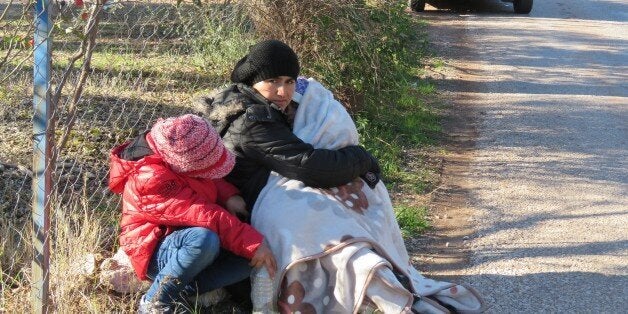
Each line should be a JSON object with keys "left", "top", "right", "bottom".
{"left": 204, "top": 40, "right": 483, "bottom": 313}
{"left": 204, "top": 39, "right": 380, "bottom": 210}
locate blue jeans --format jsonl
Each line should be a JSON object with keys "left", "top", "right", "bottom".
{"left": 145, "top": 227, "right": 252, "bottom": 304}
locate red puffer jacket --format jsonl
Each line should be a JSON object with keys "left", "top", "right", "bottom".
{"left": 109, "top": 142, "right": 263, "bottom": 280}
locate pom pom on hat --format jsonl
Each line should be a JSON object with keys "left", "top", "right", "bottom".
{"left": 230, "top": 39, "right": 300, "bottom": 86}
{"left": 149, "top": 114, "right": 235, "bottom": 179}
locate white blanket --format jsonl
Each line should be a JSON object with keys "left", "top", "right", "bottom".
{"left": 251, "top": 78, "right": 482, "bottom": 313}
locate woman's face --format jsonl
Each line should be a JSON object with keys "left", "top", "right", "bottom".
{"left": 252, "top": 76, "right": 296, "bottom": 110}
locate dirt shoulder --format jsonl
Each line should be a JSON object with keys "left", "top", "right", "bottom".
{"left": 407, "top": 10, "right": 481, "bottom": 281}
{"left": 410, "top": 90, "right": 479, "bottom": 282}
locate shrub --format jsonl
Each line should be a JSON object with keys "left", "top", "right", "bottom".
{"left": 237, "top": 0, "right": 438, "bottom": 187}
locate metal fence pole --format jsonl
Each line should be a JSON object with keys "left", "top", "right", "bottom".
{"left": 32, "top": 0, "right": 52, "bottom": 312}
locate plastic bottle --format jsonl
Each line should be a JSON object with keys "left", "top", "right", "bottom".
{"left": 251, "top": 267, "right": 276, "bottom": 313}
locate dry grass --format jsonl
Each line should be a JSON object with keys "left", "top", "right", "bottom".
{"left": 47, "top": 197, "right": 118, "bottom": 312}
{"left": 0, "top": 192, "right": 135, "bottom": 312}
{"left": 0, "top": 215, "right": 31, "bottom": 312}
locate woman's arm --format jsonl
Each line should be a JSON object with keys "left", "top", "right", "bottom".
{"left": 242, "top": 118, "right": 379, "bottom": 188}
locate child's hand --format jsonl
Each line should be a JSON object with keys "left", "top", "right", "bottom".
{"left": 225, "top": 195, "right": 249, "bottom": 221}
{"left": 250, "top": 242, "right": 277, "bottom": 279}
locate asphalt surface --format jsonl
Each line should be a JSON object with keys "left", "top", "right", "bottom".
{"left": 419, "top": 0, "right": 627, "bottom": 312}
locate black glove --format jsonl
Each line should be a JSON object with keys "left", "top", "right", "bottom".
{"left": 368, "top": 152, "right": 380, "bottom": 174}
{"left": 360, "top": 153, "right": 381, "bottom": 189}
{"left": 360, "top": 171, "right": 380, "bottom": 189}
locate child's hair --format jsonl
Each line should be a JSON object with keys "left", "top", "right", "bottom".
{"left": 148, "top": 114, "right": 235, "bottom": 179}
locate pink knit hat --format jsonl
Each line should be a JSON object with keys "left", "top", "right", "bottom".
{"left": 148, "top": 114, "right": 235, "bottom": 179}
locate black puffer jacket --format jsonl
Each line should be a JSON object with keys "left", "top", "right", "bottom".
{"left": 204, "top": 84, "right": 378, "bottom": 207}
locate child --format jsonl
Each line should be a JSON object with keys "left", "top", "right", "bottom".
{"left": 108, "top": 114, "right": 276, "bottom": 313}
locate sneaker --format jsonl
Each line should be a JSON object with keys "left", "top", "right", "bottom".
{"left": 138, "top": 294, "right": 174, "bottom": 314}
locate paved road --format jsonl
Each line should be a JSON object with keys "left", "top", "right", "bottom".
{"left": 420, "top": 0, "right": 627, "bottom": 312}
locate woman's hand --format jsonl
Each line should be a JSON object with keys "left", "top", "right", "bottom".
{"left": 360, "top": 152, "right": 381, "bottom": 189}
{"left": 250, "top": 242, "right": 277, "bottom": 278}
{"left": 224, "top": 195, "right": 249, "bottom": 221}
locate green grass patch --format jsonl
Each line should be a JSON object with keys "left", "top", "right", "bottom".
{"left": 432, "top": 58, "right": 445, "bottom": 70}
{"left": 395, "top": 205, "right": 429, "bottom": 237}
{"left": 415, "top": 80, "right": 437, "bottom": 95}
{"left": 356, "top": 84, "right": 440, "bottom": 191}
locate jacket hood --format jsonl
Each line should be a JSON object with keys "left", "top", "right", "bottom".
{"left": 202, "top": 84, "right": 251, "bottom": 137}
{"left": 108, "top": 142, "right": 162, "bottom": 194}
{"left": 204, "top": 84, "right": 277, "bottom": 121}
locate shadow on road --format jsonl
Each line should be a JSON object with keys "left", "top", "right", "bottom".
{"left": 424, "top": 15, "right": 627, "bottom": 97}
{"left": 415, "top": 0, "right": 628, "bottom": 289}
{"left": 459, "top": 271, "right": 628, "bottom": 311}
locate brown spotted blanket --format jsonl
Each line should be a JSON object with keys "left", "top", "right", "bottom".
{"left": 250, "top": 78, "right": 483, "bottom": 313}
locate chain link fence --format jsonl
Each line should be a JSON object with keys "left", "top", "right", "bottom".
{"left": 1, "top": 0, "right": 424, "bottom": 311}
{"left": 1, "top": 0, "right": 260, "bottom": 311}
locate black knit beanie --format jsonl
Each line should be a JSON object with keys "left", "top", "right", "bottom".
{"left": 230, "top": 39, "right": 300, "bottom": 86}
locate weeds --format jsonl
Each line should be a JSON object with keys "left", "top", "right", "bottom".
{"left": 395, "top": 205, "right": 430, "bottom": 237}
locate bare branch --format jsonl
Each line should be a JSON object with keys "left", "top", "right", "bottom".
{"left": 55, "top": 4, "right": 103, "bottom": 156}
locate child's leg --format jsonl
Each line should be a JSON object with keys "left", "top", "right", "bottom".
{"left": 187, "top": 250, "right": 252, "bottom": 295}
{"left": 145, "top": 227, "right": 220, "bottom": 304}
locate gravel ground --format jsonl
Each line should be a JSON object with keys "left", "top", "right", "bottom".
{"left": 418, "top": 0, "right": 627, "bottom": 312}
